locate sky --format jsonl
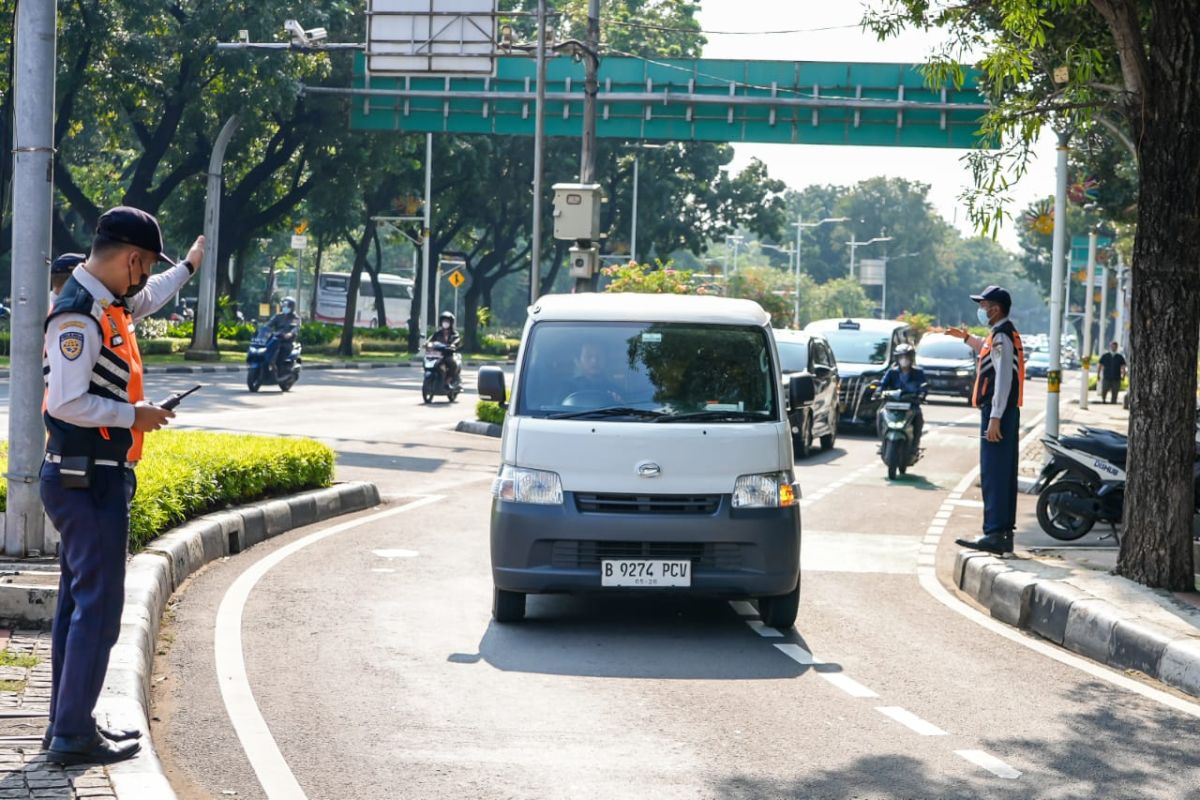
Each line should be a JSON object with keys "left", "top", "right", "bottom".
{"left": 694, "top": 0, "right": 1057, "bottom": 252}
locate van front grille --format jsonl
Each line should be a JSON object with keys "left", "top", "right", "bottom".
{"left": 550, "top": 540, "right": 745, "bottom": 569}
{"left": 575, "top": 493, "right": 720, "bottom": 514}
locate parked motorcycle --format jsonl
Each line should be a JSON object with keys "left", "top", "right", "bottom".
{"left": 422, "top": 340, "right": 462, "bottom": 404}
{"left": 1034, "top": 425, "right": 1200, "bottom": 541}
{"left": 875, "top": 388, "right": 925, "bottom": 480}
{"left": 246, "top": 325, "right": 302, "bottom": 393}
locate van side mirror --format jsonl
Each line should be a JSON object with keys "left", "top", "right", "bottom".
{"left": 789, "top": 374, "right": 816, "bottom": 407}
{"left": 811, "top": 364, "right": 832, "bottom": 379}
{"left": 477, "top": 366, "right": 507, "bottom": 407}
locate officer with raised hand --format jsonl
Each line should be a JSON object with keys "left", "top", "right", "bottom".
{"left": 41, "top": 207, "right": 203, "bottom": 765}
{"left": 946, "top": 285, "right": 1025, "bottom": 556}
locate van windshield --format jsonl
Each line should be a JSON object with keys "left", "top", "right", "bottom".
{"left": 822, "top": 331, "right": 890, "bottom": 365}
{"left": 517, "top": 321, "right": 778, "bottom": 421}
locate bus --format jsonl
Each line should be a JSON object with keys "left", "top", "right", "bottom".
{"left": 314, "top": 272, "right": 414, "bottom": 328}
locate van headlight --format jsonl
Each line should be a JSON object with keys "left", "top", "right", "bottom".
{"left": 955, "top": 369, "right": 971, "bottom": 377}
{"left": 733, "top": 471, "right": 797, "bottom": 508}
{"left": 492, "top": 465, "right": 563, "bottom": 505}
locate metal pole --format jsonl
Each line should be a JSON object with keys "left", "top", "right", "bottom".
{"left": 630, "top": 155, "right": 639, "bottom": 263}
{"left": 434, "top": 264, "right": 441, "bottom": 324}
{"left": 188, "top": 115, "right": 239, "bottom": 360}
{"left": 422, "top": 132, "right": 433, "bottom": 336}
{"left": 454, "top": 284, "right": 459, "bottom": 322}
{"left": 793, "top": 217, "right": 802, "bottom": 329}
{"left": 1098, "top": 263, "right": 1109, "bottom": 351}
{"left": 1116, "top": 255, "right": 1128, "bottom": 353}
{"left": 881, "top": 257, "right": 888, "bottom": 319}
{"left": 530, "top": 0, "right": 547, "bottom": 304}
{"left": 5, "top": 0, "right": 56, "bottom": 556}
{"left": 1045, "top": 130, "right": 1070, "bottom": 438}
{"left": 848, "top": 233, "right": 857, "bottom": 279}
{"left": 580, "top": 0, "right": 600, "bottom": 183}
{"left": 1080, "top": 228, "right": 1098, "bottom": 410}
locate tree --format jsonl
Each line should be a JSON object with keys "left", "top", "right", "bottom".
{"left": 869, "top": 0, "right": 1200, "bottom": 589}
{"left": 602, "top": 261, "right": 697, "bottom": 294}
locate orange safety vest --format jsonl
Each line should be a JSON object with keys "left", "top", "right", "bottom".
{"left": 971, "top": 322, "right": 1024, "bottom": 410}
{"left": 44, "top": 281, "right": 145, "bottom": 463}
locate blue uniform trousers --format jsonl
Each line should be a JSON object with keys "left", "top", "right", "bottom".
{"left": 980, "top": 403, "right": 1020, "bottom": 535}
{"left": 40, "top": 462, "right": 135, "bottom": 738}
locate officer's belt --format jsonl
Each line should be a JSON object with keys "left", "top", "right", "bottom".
{"left": 44, "top": 453, "right": 137, "bottom": 469}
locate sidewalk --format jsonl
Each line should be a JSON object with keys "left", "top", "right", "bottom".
{"left": 0, "top": 357, "right": 514, "bottom": 379}
{"left": 0, "top": 629, "right": 115, "bottom": 799}
{"left": 954, "top": 389, "right": 1200, "bottom": 699}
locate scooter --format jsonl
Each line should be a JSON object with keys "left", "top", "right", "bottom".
{"left": 422, "top": 340, "right": 462, "bottom": 404}
{"left": 1034, "top": 422, "right": 1200, "bottom": 541}
{"left": 876, "top": 389, "right": 925, "bottom": 480}
{"left": 246, "top": 325, "right": 302, "bottom": 393}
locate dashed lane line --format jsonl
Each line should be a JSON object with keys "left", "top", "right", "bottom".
{"left": 955, "top": 750, "right": 1022, "bottom": 780}
{"left": 876, "top": 706, "right": 948, "bottom": 736}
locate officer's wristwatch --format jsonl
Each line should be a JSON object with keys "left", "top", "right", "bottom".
{"left": 182, "top": 259, "right": 195, "bottom": 275}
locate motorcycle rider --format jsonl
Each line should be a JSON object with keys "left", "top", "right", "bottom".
{"left": 875, "top": 343, "right": 927, "bottom": 448}
{"left": 266, "top": 297, "right": 300, "bottom": 374}
{"left": 426, "top": 311, "right": 462, "bottom": 388}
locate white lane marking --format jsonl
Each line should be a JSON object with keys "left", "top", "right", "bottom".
{"left": 955, "top": 749, "right": 1022, "bottom": 780}
{"left": 371, "top": 568, "right": 396, "bottom": 573}
{"left": 215, "top": 495, "right": 442, "bottom": 799}
{"left": 372, "top": 548, "right": 419, "bottom": 558}
{"left": 819, "top": 672, "right": 880, "bottom": 698}
{"left": 774, "top": 643, "right": 815, "bottom": 664}
{"left": 876, "top": 706, "right": 947, "bottom": 736}
{"left": 746, "top": 620, "right": 784, "bottom": 638}
{"left": 729, "top": 600, "right": 758, "bottom": 617}
{"left": 947, "top": 499, "right": 985, "bottom": 509}
{"left": 920, "top": 408, "right": 1200, "bottom": 721}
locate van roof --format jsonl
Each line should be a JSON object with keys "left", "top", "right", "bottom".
{"left": 530, "top": 292, "right": 770, "bottom": 326}
{"left": 804, "top": 317, "right": 909, "bottom": 333}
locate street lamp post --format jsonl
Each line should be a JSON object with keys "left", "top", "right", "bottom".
{"left": 793, "top": 216, "right": 848, "bottom": 328}
{"left": 846, "top": 234, "right": 893, "bottom": 280}
{"left": 725, "top": 235, "right": 745, "bottom": 279}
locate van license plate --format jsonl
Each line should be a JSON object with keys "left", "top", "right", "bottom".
{"left": 601, "top": 559, "right": 691, "bottom": 587}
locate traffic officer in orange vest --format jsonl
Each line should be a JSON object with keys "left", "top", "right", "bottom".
{"left": 946, "top": 285, "right": 1024, "bottom": 555}
{"left": 41, "top": 206, "right": 204, "bottom": 765}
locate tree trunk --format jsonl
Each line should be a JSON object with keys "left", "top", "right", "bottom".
{"left": 463, "top": 280, "right": 481, "bottom": 353}
{"left": 1117, "top": 2, "right": 1200, "bottom": 590}
{"left": 338, "top": 223, "right": 376, "bottom": 357}
{"left": 311, "top": 239, "right": 325, "bottom": 321}
{"left": 368, "top": 228, "right": 387, "bottom": 328}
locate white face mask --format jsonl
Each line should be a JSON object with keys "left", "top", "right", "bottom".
{"left": 899, "top": 357, "right": 912, "bottom": 368}
{"left": 442, "top": 321, "right": 452, "bottom": 329}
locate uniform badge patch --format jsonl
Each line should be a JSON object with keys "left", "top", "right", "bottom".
{"left": 59, "top": 332, "right": 84, "bottom": 361}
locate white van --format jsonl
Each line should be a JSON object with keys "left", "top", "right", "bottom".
{"left": 477, "top": 293, "right": 812, "bottom": 630}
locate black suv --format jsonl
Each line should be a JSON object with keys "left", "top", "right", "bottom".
{"left": 775, "top": 330, "right": 840, "bottom": 458}
{"left": 916, "top": 332, "right": 976, "bottom": 402}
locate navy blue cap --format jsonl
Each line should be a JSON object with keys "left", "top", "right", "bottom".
{"left": 970, "top": 285, "right": 1011, "bottom": 306}
{"left": 51, "top": 253, "right": 86, "bottom": 275}
{"left": 94, "top": 206, "right": 174, "bottom": 263}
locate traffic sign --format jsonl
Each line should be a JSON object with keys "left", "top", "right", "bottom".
{"left": 1069, "top": 235, "right": 1114, "bottom": 271}
{"left": 291, "top": 234, "right": 308, "bottom": 250}
{"left": 349, "top": 54, "right": 991, "bottom": 148}
{"left": 448, "top": 270, "right": 465, "bottom": 289}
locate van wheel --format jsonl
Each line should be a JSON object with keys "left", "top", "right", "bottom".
{"left": 492, "top": 587, "right": 526, "bottom": 622}
{"left": 758, "top": 579, "right": 799, "bottom": 630}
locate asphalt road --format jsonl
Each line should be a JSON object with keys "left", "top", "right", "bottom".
{"left": 12, "top": 367, "right": 1200, "bottom": 798}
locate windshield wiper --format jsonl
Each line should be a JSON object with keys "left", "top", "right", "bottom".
{"left": 549, "top": 406, "right": 668, "bottom": 420}
{"left": 655, "top": 410, "right": 773, "bottom": 423}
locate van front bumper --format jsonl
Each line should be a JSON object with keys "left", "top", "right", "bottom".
{"left": 490, "top": 493, "right": 800, "bottom": 597}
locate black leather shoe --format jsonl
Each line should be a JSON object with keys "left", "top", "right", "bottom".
{"left": 46, "top": 732, "right": 140, "bottom": 766}
{"left": 955, "top": 533, "right": 1014, "bottom": 555}
{"left": 41, "top": 724, "right": 142, "bottom": 750}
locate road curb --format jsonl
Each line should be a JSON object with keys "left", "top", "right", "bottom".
{"left": 38, "top": 480, "right": 382, "bottom": 800}
{"left": 954, "top": 550, "right": 1200, "bottom": 701}
{"left": 0, "top": 359, "right": 514, "bottom": 379}
{"left": 455, "top": 419, "right": 502, "bottom": 438}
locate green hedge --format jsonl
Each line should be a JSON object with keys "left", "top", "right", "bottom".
{"left": 476, "top": 400, "right": 506, "bottom": 426}
{"left": 0, "top": 432, "right": 334, "bottom": 551}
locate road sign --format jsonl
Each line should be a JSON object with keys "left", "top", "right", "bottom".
{"left": 858, "top": 258, "right": 885, "bottom": 286}
{"left": 367, "top": 0, "right": 496, "bottom": 76}
{"left": 294, "top": 220, "right": 308, "bottom": 235}
{"left": 448, "top": 270, "right": 465, "bottom": 288}
{"left": 347, "top": 54, "right": 991, "bottom": 148}
{"left": 291, "top": 234, "right": 308, "bottom": 250}
{"left": 1069, "top": 235, "right": 1114, "bottom": 271}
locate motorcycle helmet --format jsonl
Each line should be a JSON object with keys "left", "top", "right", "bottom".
{"left": 281, "top": 297, "right": 296, "bottom": 314}
{"left": 894, "top": 343, "right": 915, "bottom": 366}
{"left": 440, "top": 310, "right": 456, "bottom": 329}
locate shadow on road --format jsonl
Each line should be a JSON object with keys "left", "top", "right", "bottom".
{"left": 465, "top": 595, "right": 842, "bottom": 681}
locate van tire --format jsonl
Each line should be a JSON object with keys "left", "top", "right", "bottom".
{"left": 492, "top": 586, "right": 526, "bottom": 622}
{"left": 758, "top": 579, "right": 799, "bottom": 630}
{"left": 820, "top": 413, "right": 837, "bottom": 451}
{"left": 793, "top": 413, "right": 812, "bottom": 459}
